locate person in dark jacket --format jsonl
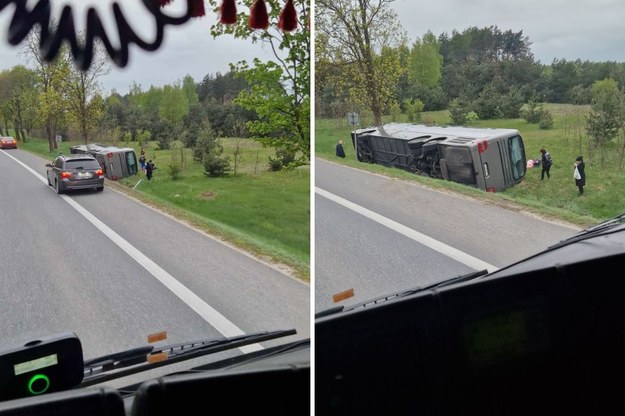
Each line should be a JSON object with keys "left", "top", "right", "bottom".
{"left": 573, "top": 155, "right": 585, "bottom": 195}
{"left": 146, "top": 160, "right": 154, "bottom": 180}
{"left": 540, "top": 147, "right": 553, "bottom": 180}
{"left": 336, "top": 140, "right": 346, "bottom": 158}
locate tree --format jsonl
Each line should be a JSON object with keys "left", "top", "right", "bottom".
{"left": 207, "top": 0, "right": 310, "bottom": 168}
{"left": 408, "top": 31, "right": 442, "bottom": 88}
{"left": 0, "top": 66, "right": 37, "bottom": 141}
{"left": 182, "top": 74, "right": 199, "bottom": 108}
{"left": 234, "top": 59, "right": 308, "bottom": 164}
{"left": 585, "top": 78, "right": 624, "bottom": 166}
{"left": 316, "top": 0, "right": 405, "bottom": 126}
{"left": 20, "top": 30, "right": 72, "bottom": 152}
{"left": 193, "top": 120, "right": 230, "bottom": 177}
{"left": 65, "top": 35, "right": 111, "bottom": 143}
{"left": 159, "top": 84, "right": 188, "bottom": 125}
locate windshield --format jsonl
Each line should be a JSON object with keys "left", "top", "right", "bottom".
{"left": 508, "top": 134, "right": 526, "bottom": 181}
{"left": 0, "top": 0, "right": 310, "bottom": 409}
{"left": 315, "top": 1, "right": 625, "bottom": 414}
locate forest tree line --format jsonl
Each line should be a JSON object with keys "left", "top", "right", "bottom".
{"left": 315, "top": 21, "right": 625, "bottom": 121}
{"left": 1, "top": 0, "right": 310, "bottom": 175}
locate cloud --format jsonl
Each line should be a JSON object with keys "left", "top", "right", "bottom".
{"left": 391, "top": 0, "right": 625, "bottom": 64}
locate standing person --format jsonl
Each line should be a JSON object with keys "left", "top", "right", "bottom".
{"left": 139, "top": 152, "right": 146, "bottom": 173}
{"left": 573, "top": 155, "right": 585, "bottom": 195}
{"left": 146, "top": 160, "right": 154, "bottom": 180}
{"left": 336, "top": 139, "right": 346, "bottom": 158}
{"left": 539, "top": 147, "right": 553, "bottom": 180}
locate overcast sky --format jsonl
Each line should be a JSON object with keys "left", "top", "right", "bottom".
{"left": 1, "top": 1, "right": 624, "bottom": 95}
{"left": 0, "top": 1, "right": 276, "bottom": 94}
{"left": 392, "top": 0, "right": 625, "bottom": 64}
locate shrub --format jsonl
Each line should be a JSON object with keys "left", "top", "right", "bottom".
{"left": 521, "top": 101, "right": 543, "bottom": 123}
{"left": 203, "top": 140, "right": 230, "bottom": 177}
{"left": 404, "top": 98, "right": 425, "bottom": 123}
{"left": 539, "top": 110, "right": 554, "bottom": 129}
{"left": 448, "top": 98, "right": 469, "bottom": 125}
{"left": 167, "top": 162, "right": 182, "bottom": 179}
{"left": 268, "top": 147, "right": 296, "bottom": 171}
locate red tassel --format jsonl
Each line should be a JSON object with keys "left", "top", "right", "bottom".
{"left": 190, "top": 0, "right": 205, "bottom": 17}
{"left": 278, "top": 0, "right": 297, "bottom": 32}
{"left": 220, "top": 0, "right": 237, "bottom": 24}
{"left": 249, "top": 0, "right": 268, "bottom": 30}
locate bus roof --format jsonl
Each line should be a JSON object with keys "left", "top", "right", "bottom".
{"left": 71, "top": 143, "right": 135, "bottom": 153}
{"left": 355, "top": 123, "right": 520, "bottom": 141}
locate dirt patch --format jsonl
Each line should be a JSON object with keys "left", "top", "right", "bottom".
{"left": 201, "top": 191, "right": 215, "bottom": 199}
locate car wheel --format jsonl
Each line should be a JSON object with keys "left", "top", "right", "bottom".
{"left": 55, "top": 180, "right": 63, "bottom": 194}
{"left": 96, "top": 186, "right": 104, "bottom": 192}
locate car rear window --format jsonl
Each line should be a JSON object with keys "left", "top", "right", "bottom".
{"left": 65, "top": 159, "right": 101, "bottom": 170}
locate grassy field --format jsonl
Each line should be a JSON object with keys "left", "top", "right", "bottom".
{"left": 316, "top": 104, "right": 625, "bottom": 227}
{"left": 20, "top": 137, "right": 311, "bottom": 282}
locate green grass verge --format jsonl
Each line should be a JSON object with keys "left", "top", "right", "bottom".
{"left": 20, "top": 137, "right": 310, "bottom": 282}
{"left": 316, "top": 104, "right": 625, "bottom": 228}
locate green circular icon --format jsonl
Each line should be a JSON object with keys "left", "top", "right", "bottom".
{"left": 27, "top": 374, "right": 50, "bottom": 395}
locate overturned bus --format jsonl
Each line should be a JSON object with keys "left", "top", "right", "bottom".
{"left": 351, "top": 123, "right": 527, "bottom": 192}
{"left": 70, "top": 143, "right": 139, "bottom": 180}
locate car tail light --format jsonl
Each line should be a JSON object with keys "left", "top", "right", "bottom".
{"left": 96, "top": 169, "right": 104, "bottom": 177}
{"left": 60, "top": 171, "right": 72, "bottom": 179}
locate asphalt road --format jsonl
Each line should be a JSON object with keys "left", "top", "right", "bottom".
{"left": 314, "top": 157, "right": 582, "bottom": 312}
{"left": 0, "top": 148, "right": 310, "bottom": 378}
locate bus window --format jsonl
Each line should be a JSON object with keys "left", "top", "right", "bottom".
{"left": 508, "top": 135, "right": 526, "bottom": 181}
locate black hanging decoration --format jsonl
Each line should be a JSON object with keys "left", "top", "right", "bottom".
{"left": 0, "top": 0, "right": 196, "bottom": 70}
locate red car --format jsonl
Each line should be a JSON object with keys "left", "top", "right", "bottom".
{"left": 0, "top": 136, "right": 17, "bottom": 149}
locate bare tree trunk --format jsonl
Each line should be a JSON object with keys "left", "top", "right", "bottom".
{"left": 46, "top": 119, "right": 56, "bottom": 153}
{"left": 13, "top": 120, "right": 21, "bottom": 141}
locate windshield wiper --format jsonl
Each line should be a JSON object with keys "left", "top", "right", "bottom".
{"left": 316, "top": 269, "right": 489, "bottom": 318}
{"left": 547, "top": 212, "right": 625, "bottom": 250}
{"left": 81, "top": 329, "right": 296, "bottom": 387}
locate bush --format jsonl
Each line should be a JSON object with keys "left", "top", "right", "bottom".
{"left": 499, "top": 89, "right": 524, "bottom": 119}
{"left": 539, "top": 110, "right": 554, "bottom": 129}
{"left": 404, "top": 98, "right": 425, "bottom": 123}
{"left": 473, "top": 85, "right": 503, "bottom": 120}
{"left": 203, "top": 141, "right": 230, "bottom": 177}
{"left": 268, "top": 147, "right": 296, "bottom": 171}
{"left": 521, "top": 101, "right": 543, "bottom": 123}
{"left": 448, "top": 98, "right": 470, "bottom": 125}
{"left": 167, "top": 162, "right": 182, "bottom": 179}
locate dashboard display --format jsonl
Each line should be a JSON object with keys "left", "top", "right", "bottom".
{"left": 14, "top": 354, "right": 58, "bottom": 376}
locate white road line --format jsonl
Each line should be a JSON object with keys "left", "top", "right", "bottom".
{"left": 316, "top": 186, "right": 499, "bottom": 273}
{"left": 3, "top": 150, "right": 261, "bottom": 353}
